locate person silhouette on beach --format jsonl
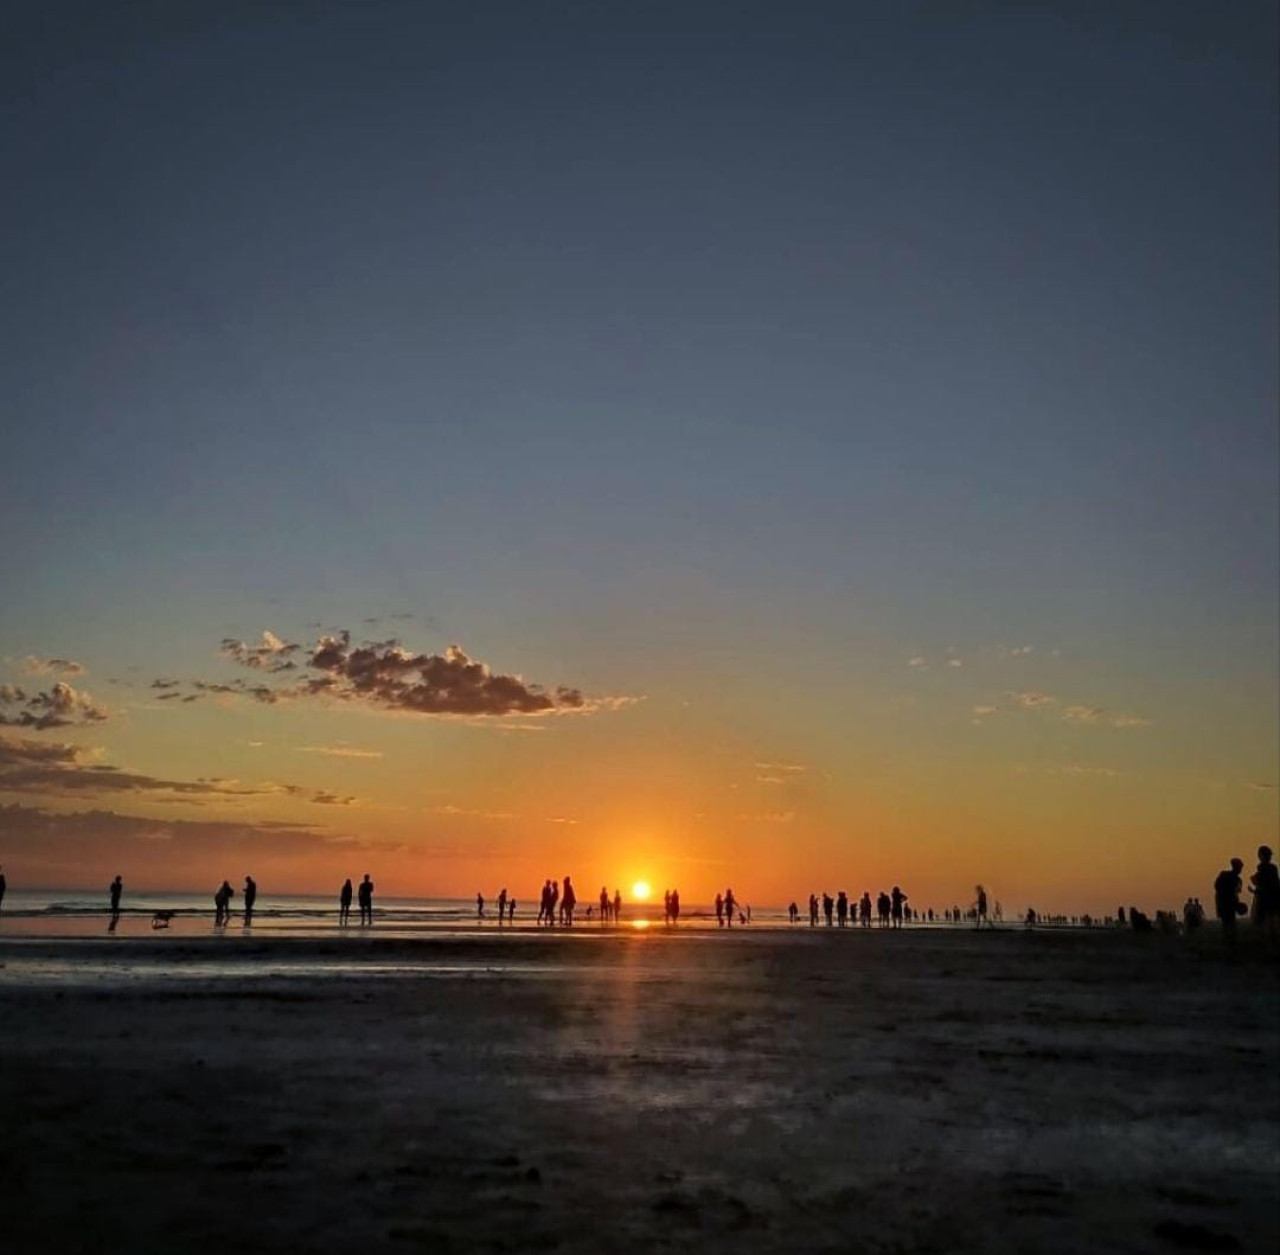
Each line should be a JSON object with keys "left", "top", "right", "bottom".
{"left": 808, "top": 894, "right": 819, "bottom": 927}
{"left": 613, "top": 889, "right": 622, "bottom": 922}
{"left": 1214, "top": 859, "right": 1245, "bottom": 948}
{"left": 860, "top": 892, "right": 872, "bottom": 927}
{"left": 108, "top": 875, "right": 123, "bottom": 931}
{"left": 724, "top": 888, "right": 736, "bottom": 928}
{"left": 975, "top": 885, "right": 988, "bottom": 929}
{"left": 877, "top": 892, "right": 890, "bottom": 928}
{"left": 339, "top": 878, "right": 353, "bottom": 926}
{"left": 1250, "top": 846, "right": 1279, "bottom": 946}
{"left": 497, "top": 888, "right": 508, "bottom": 925}
{"left": 358, "top": 874, "right": 374, "bottom": 926}
{"left": 600, "top": 886, "right": 610, "bottom": 923}
{"left": 0, "top": 864, "right": 6, "bottom": 914}
{"left": 823, "top": 893, "right": 834, "bottom": 927}
{"left": 560, "top": 876, "right": 576, "bottom": 926}
{"left": 537, "top": 881, "right": 549, "bottom": 925}
{"left": 663, "top": 889, "right": 671, "bottom": 924}
{"left": 837, "top": 892, "right": 848, "bottom": 927}
{"left": 243, "top": 875, "right": 257, "bottom": 926}
{"left": 508, "top": 897, "right": 516, "bottom": 923}
{"left": 715, "top": 893, "right": 724, "bottom": 927}
{"left": 548, "top": 879, "right": 559, "bottom": 927}
{"left": 476, "top": 892, "right": 485, "bottom": 921}
{"left": 670, "top": 889, "right": 680, "bottom": 925}
{"left": 214, "top": 880, "right": 234, "bottom": 926}
{"left": 788, "top": 901, "right": 798, "bottom": 925}
{"left": 891, "top": 886, "right": 907, "bottom": 929}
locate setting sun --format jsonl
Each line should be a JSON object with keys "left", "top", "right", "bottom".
{"left": 631, "top": 881, "right": 651, "bottom": 901}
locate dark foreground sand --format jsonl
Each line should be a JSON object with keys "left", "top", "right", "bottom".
{"left": 1, "top": 928, "right": 1276, "bottom": 1254}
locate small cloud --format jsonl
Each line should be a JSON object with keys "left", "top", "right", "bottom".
{"left": 246, "top": 741, "right": 264, "bottom": 748}
{"left": 1002, "top": 645, "right": 1035, "bottom": 659}
{"left": 22, "top": 656, "right": 86, "bottom": 676}
{"left": 220, "top": 630, "right": 302, "bottom": 672}
{"left": 543, "top": 816, "right": 578, "bottom": 825}
{"left": 735, "top": 810, "right": 795, "bottom": 823}
{"left": 299, "top": 744, "right": 384, "bottom": 760}
{"left": 1247, "top": 782, "right": 1274, "bottom": 792}
{"left": 311, "top": 790, "right": 357, "bottom": 806}
{"left": 0, "top": 680, "right": 108, "bottom": 730}
{"left": 907, "top": 656, "right": 928, "bottom": 670}
{"left": 972, "top": 705, "right": 999, "bottom": 717}
{"left": 434, "top": 804, "right": 518, "bottom": 820}
{"left": 1007, "top": 690, "right": 1055, "bottom": 709}
{"left": 946, "top": 658, "right": 963, "bottom": 669}
{"left": 1049, "top": 764, "right": 1126, "bottom": 779}
{"left": 1062, "top": 705, "right": 1151, "bottom": 729}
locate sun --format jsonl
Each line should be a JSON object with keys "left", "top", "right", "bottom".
{"left": 631, "top": 880, "right": 651, "bottom": 901}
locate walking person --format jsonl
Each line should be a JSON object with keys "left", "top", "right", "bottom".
{"left": 358, "top": 873, "right": 374, "bottom": 926}
{"left": 339, "top": 878, "right": 353, "bottom": 926}
{"left": 670, "top": 889, "right": 680, "bottom": 925}
{"left": 108, "top": 875, "right": 123, "bottom": 932}
{"left": 560, "top": 876, "right": 577, "bottom": 926}
{"left": 243, "top": 875, "right": 257, "bottom": 926}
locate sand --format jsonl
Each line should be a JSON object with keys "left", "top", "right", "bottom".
{"left": 0, "top": 927, "right": 1276, "bottom": 1254}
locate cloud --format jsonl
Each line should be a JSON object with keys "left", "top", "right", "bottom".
{"left": 22, "top": 656, "right": 86, "bottom": 676}
{"left": 946, "top": 658, "right": 963, "bottom": 668}
{"left": 735, "top": 810, "right": 795, "bottom": 823}
{"left": 1007, "top": 690, "right": 1056, "bottom": 709}
{"left": 907, "top": 656, "right": 928, "bottom": 670}
{"left": 755, "top": 760, "right": 807, "bottom": 784}
{"left": 299, "top": 744, "right": 384, "bottom": 760}
{"left": 1062, "top": 705, "right": 1152, "bottom": 729}
{"left": 1002, "top": 645, "right": 1035, "bottom": 659}
{"left": 0, "top": 680, "right": 108, "bottom": 730}
{"left": 1048, "top": 764, "right": 1127, "bottom": 779}
{"left": 0, "top": 738, "right": 335, "bottom": 807}
{"left": 434, "top": 804, "right": 518, "bottom": 820}
{"left": 972, "top": 705, "right": 1000, "bottom": 717}
{"left": 217, "top": 630, "right": 632, "bottom": 719}
{"left": 311, "top": 791, "right": 357, "bottom": 806}
{"left": 151, "top": 679, "right": 181, "bottom": 690}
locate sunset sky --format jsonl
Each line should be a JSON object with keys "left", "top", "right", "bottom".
{"left": 2, "top": 2, "right": 1276, "bottom": 913}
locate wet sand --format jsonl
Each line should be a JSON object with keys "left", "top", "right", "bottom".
{"left": 1, "top": 928, "right": 1276, "bottom": 1254}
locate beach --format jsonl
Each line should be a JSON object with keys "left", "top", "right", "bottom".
{"left": 0, "top": 926, "right": 1276, "bottom": 1254}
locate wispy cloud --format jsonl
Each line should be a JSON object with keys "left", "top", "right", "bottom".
{"left": 972, "top": 704, "right": 1000, "bottom": 717}
{"left": 22, "top": 656, "right": 86, "bottom": 676}
{"left": 735, "top": 810, "right": 795, "bottom": 823}
{"left": 1062, "top": 705, "right": 1151, "bottom": 729}
{"left": 907, "top": 655, "right": 928, "bottom": 670}
{"left": 1002, "top": 645, "right": 1035, "bottom": 659}
{"left": 299, "top": 744, "right": 384, "bottom": 760}
{"left": 1007, "top": 690, "right": 1056, "bottom": 709}
{"left": 755, "top": 760, "right": 808, "bottom": 784}
{"left": 434, "top": 803, "right": 518, "bottom": 820}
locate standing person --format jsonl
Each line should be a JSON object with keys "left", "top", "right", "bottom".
{"left": 860, "top": 893, "right": 872, "bottom": 927}
{"left": 975, "top": 885, "right": 988, "bottom": 929}
{"left": 1213, "top": 858, "right": 1245, "bottom": 948}
{"left": 214, "top": 880, "right": 234, "bottom": 926}
{"left": 108, "top": 875, "right": 123, "bottom": 932}
{"left": 243, "top": 875, "right": 257, "bottom": 927}
{"left": 0, "top": 864, "right": 6, "bottom": 914}
{"left": 599, "top": 886, "right": 610, "bottom": 923}
{"left": 823, "top": 893, "right": 834, "bottom": 927}
{"left": 560, "top": 876, "right": 577, "bottom": 926}
{"left": 891, "top": 886, "right": 907, "bottom": 929}
{"left": 836, "top": 892, "right": 848, "bottom": 927}
{"left": 548, "top": 879, "right": 559, "bottom": 927}
{"left": 613, "top": 889, "right": 622, "bottom": 922}
{"left": 809, "top": 894, "right": 819, "bottom": 927}
{"left": 1250, "top": 846, "right": 1280, "bottom": 945}
{"left": 497, "top": 888, "right": 507, "bottom": 925}
{"left": 476, "top": 892, "right": 485, "bottom": 921}
{"left": 663, "top": 889, "right": 672, "bottom": 925}
{"left": 339, "top": 878, "right": 353, "bottom": 926}
{"left": 358, "top": 874, "right": 374, "bottom": 926}
{"left": 724, "top": 887, "right": 736, "bottom": 928}
{"left": 670, "top": 889, "right": 680, "bottom": 925}
{"left": 715, "top": 893, "right": 724, "bottom": 927}
{"left": 507, "top": 896, "right": 516, "bottom": 924}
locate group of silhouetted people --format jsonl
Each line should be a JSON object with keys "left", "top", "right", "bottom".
{"left": 714, "top": 888, "right": 748, "bottom": 927}
{"left": 662, "top": 889, "right": 681, "bottom": 924}
{"left": 535, "top": 876, "right": 580, "bottom": 926}
{"left": 1213, "top": 846, "right": 1279, "bottom": 950}
{"left": 339, "top": 875, "right": 375, "bottom": 926}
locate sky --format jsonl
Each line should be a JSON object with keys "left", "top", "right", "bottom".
{"left": 1, "top": 1, "right": 1276, "bottom": 913}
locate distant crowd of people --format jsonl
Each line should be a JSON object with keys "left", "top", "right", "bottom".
{"left": 0, "top": 853, "right": 1272, "bottom": 951}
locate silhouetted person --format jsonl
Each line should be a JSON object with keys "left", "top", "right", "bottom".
{"left": 508, "top": 897, "right": 516, "bottom": 923}
{"left": 108, "top": 875, "right": 123, "bottom": 931}
{"left": 877, "top": 892, "right": 891, "bottom": 928}
{"left": 497, "top": 888, "right": 508, "bottom": 924}
{"left": 788, "top": 901, "right": 798, "bottom": 925}
{"left": 808, "top": 894, "right": 819, "bottom": 927}
{"left": 214, "top": 880, "right": 234, "bottom": 926}
{"left": 1117, "top": 905, "right": 1126, "bottom": 927}
{"left": 476, "top": 892, "right": 485, "bottom": 920}
{"left": 891, "top": 886, "right": 907, "bottom": 929}
{"left": 600, "top": 886, "right": 610, "bottom": 923}
{"left": 670, "top": 889, "right": 680, "bottom": 924}
{"left": 0, "top": 864, "right": 6, "bottom": 914}
{"left": 823, "top": 893, "right": 834, "bottom": 927}
{"left": 340, "top": 878, "right": 353, "bottom": 925}
{"left": 724, "top": 888, "right": 736, "bottom": 928}
{"left": 1250, "top": 846, "right": 1279, "bottom": 946}
{"left": 715, "top": 893, "right": 724, "bottom": 927}
{"left": 613, "top": 889, "right": 622, "bottom": 921}
{"left": 837, "top": 892, "right": 848, "bottom": 927}
{"left": 358, "top": 873, "right": 374, "bottom": 926}
{"left": 548, "top": 880, "right": 559, "bottom": 926}
{"left": 560, "top": 876, "right": 576, "bottom": 926}
{"left": 1214, "top": 859, "right": 1245, "bottom": 948}
{"left": 975, "top": 885, "right": 988, "bottom": 929}
{"left": 243, "top": 875, "right": 257, "bottom": 926}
